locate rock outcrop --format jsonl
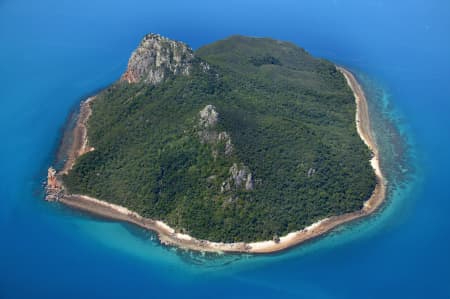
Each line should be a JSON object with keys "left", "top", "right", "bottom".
{"left": 199, "top": 104, "right": 218, "bottom": 129}
{"left": 218, "top": 131, "right": 233, "bottom": 156}
{"left": 197, "top": 105, "right": 233, "bottom": 156}
{"left": 196, "top": 105, "right": 254, "bottom": 193}
{"left": 120, "top": 33, "right": 195, "bottom": 84}
{"left": 46, "top": 167, "right": 63, "bottom": 201}
{"left": 47, "top": 167, "right": 58, "bottom": 189}
{"left": 307, "top": 167, "right": 316, "bottom": 177}
{"left": 221, "top": 163, "right": 254, "bottom": 192}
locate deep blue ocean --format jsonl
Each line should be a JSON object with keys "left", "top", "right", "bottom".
{"left": 1, "top": 0, "right": 450, "bottom": 298}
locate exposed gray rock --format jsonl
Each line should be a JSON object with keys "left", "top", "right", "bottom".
{"left": 218, "top": 131, "right": 233, "bottom": 155}
{"left": 198, "top": 105, "right": 218, "bottom": 145}
{"left": 196, "top": 106, "right": 254, "bottom": 193}
{"left": 221, "top": 163, "right": 254, "bottom": 192}
{"left": 220, "top": 180, "right": 232, "bottom": 193}
{"left": 199, "top": 105, "right": 218, "bottom": 128}
{"left": 197, "top": 105, "right": 233, "bottom": 156}
{"left": 307, "top": 167, "right": 316, "bottom": 177}
{"left": 121, "top": 33, "right": 195, "bottom": 84}
{"left": 207, "top": 175, "right": 217, "bottom": 182}
{"left": 245, "top": 173, "right": 254, "bottom": 190}
{"left": 229, "top": 163, "right": 247, "bottom": 188}
{"left": 200, "top": 61, "right": 210, "bottom": 72}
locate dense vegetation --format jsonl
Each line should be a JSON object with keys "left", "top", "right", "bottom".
{"left": 64, "top": 35, "right": 376, "bottom": 242}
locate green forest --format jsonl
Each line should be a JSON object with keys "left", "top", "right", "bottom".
{"left": 63, "top": 35, "right": 376, "bottom": 242}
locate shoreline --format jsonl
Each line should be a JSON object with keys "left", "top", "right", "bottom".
{"left": 49, "top": 66, "right": 387, "bottom": 254}
{"left": 60, "top": 96, "right": 96, "bottom": 175}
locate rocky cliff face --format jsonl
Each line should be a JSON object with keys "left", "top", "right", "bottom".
{"left": 120, "top": 33, "right": 195, "bottom": 84}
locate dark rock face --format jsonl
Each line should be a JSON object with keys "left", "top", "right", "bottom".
{"left": 120, "top": 33, "right": 195, "bottom": 84}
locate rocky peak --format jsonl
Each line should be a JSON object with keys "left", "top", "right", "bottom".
{"left": 120, "top": 33, "right": 195, "bottom": 84}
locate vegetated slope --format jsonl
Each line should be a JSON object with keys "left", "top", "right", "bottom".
{"left": 64, "top": 34, "right": 376, "bottom": 242}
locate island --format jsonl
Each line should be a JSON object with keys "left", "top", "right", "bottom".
{"left": 46, "top": 34, "right": 386, "bottom": 253}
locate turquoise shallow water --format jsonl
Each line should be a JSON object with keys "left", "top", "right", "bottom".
{"left": 1, "top": 0, "right": 450, "bottom": 298}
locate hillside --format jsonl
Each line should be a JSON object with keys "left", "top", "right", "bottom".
{"left": 62, "top": 34, "right": 376, "bottom": 243}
